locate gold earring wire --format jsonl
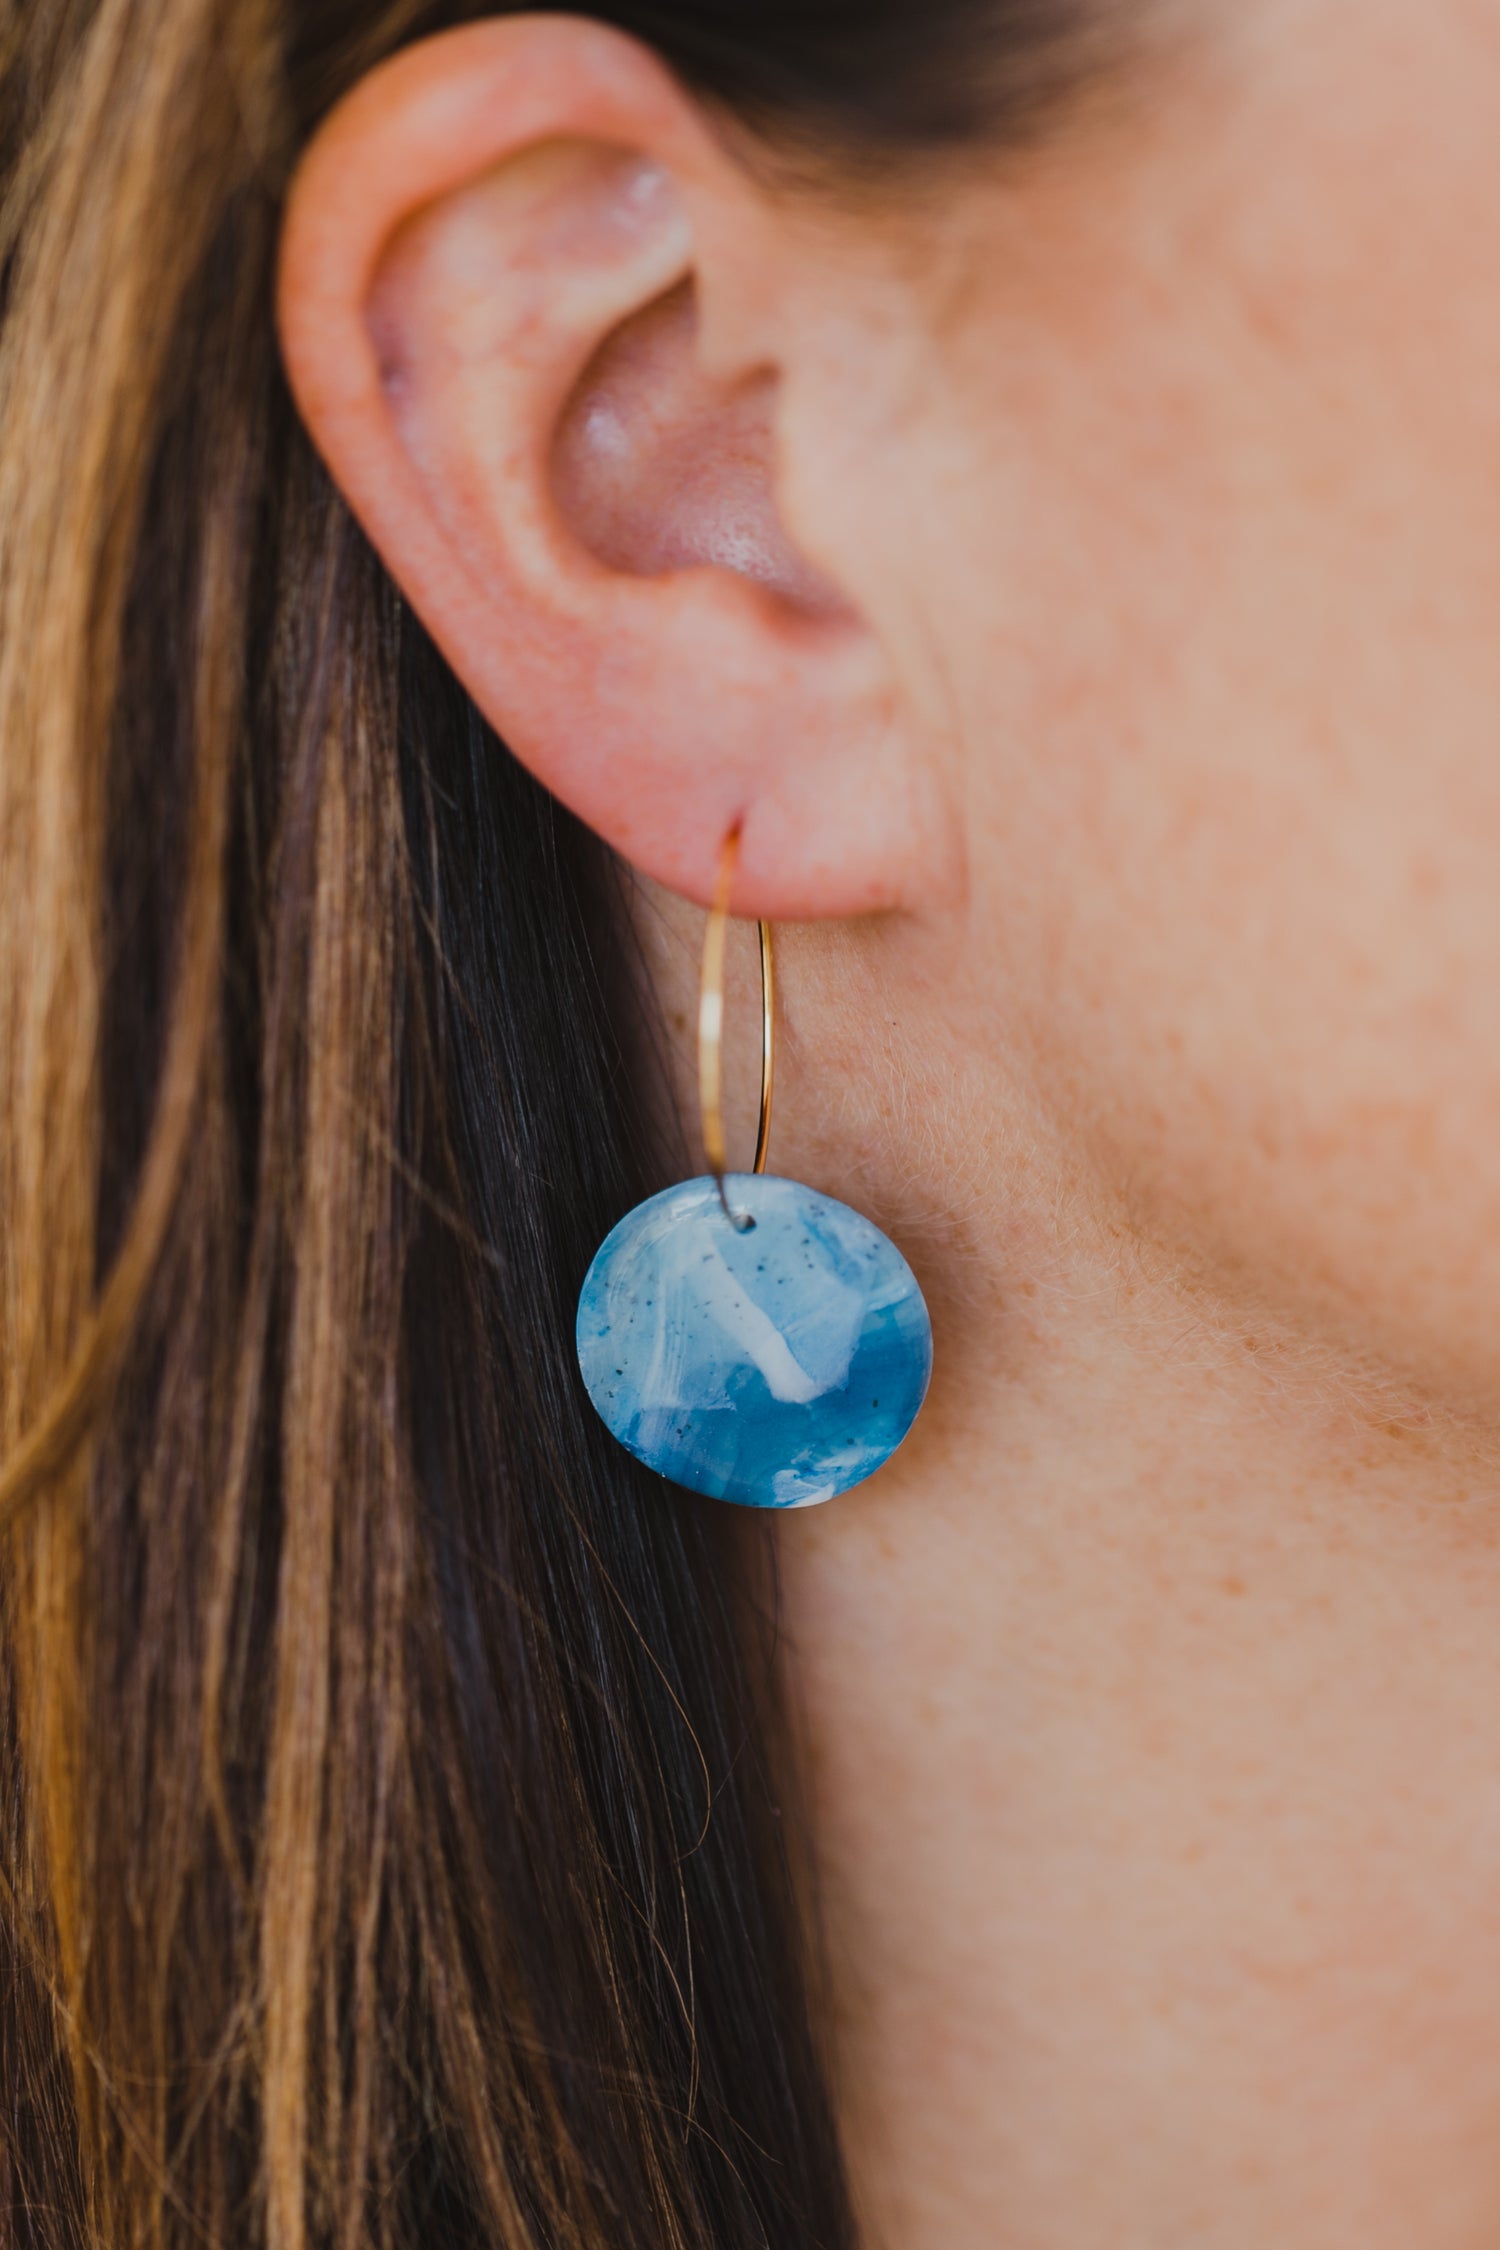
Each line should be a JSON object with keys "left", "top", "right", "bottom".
{"left": 699, "top": 827, "right": 775, "bottom": 1210}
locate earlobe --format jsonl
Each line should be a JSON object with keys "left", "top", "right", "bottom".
{"left": 278, "top": 16, "right": 937, "bottom": 918}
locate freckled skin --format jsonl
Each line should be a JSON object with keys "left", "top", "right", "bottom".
{"left": 284, "top": 3, "right": 1500, "bottom": 2238}
{"left": 628, "top": 9, "right": 1500, "bottom": 2244}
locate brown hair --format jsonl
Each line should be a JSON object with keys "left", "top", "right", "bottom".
{"left": 0, "top": 0, "right": 1098, "bottom": 2242}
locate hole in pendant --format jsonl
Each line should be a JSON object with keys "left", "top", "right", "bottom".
{"left": 714, "top": 1177, "right": 757, "bottom": 1233}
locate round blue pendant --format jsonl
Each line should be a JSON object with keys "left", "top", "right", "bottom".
{"left": 576, "top": 1173, "right": 932, "bottom": 1509}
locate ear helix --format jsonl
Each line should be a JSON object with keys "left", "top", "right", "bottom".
{"left": 575, "top": 827, "right": 933, "bottom": 1509}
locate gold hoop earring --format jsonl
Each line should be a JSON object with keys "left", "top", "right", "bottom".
{"left": 698, "top": 826, "right": 773, "bottom": 1217}
{"left": 576, "top": 825, "right": 932, "bottom": 1510}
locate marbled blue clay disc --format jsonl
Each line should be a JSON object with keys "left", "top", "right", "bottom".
{"left": 576, "top": 1173, "right": 932, "bottom": 1508}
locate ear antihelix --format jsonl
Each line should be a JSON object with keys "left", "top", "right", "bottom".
{"left": 575, "top": 828, "right": 933, "bottom": 1510}
{"left": 365, "top": 141, "right": 695, "bottom": 446}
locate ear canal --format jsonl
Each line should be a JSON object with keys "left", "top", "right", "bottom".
{"left": 553, "top": 279, "right": 848, "bottom": 615}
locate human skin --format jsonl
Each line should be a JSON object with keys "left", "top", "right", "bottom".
{"left": 281, "top": 2, "right": 1500, "bottom": 2240}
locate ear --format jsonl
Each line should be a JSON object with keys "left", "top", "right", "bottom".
{"left": 277, "top": 15, "right": 935, "bottom": 917}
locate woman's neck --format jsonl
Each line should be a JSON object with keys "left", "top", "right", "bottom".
{"left": 775, "top": 1218, "right": 1500, "bottom": 2249}
{"left": 628, "top": 879, "right": 1500, "bottom": 2243}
